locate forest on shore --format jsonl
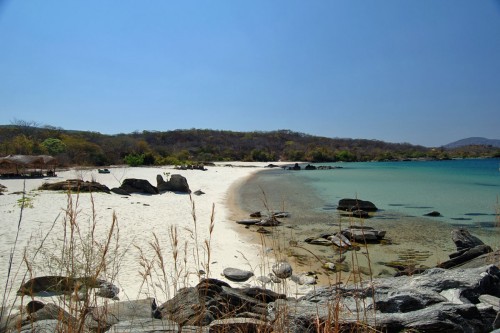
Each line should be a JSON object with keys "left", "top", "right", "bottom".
{"left": 1, "top": 121, "right": 499, "bottom": 167}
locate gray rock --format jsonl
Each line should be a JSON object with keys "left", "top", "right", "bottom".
{"left": 452, "top": 228, "right": 485, "bottom": 251}
{"left": 269, "top": 265, "right": 500, "bottom": 333}
{"left": 341, "top": 228, "right": 381, "bottom": 242}
{"left": 305, "top": 238, "right": 332, "bottom": 246}
{"left": 438, "top": 244, "right": 493, "bottom": 269}
{"left": 328, "top": 234, "right": 351, "bottom": 248}
{"left": 18, "top": 319, "right": 68, "bottom": 333}
{"left": 478, "top": 294, "right": 500, "bottom": 311}
{"left": 223, "top": 268, "right": 254, "bottom": 282}
{"left": 272, "top": 261, "right": 293, "bottom": 279}
{"left": 291, "top": 274, "right": 317, "bottom": 285}
{"left": 256, "top": 217, "right": 280, "bottom": 226}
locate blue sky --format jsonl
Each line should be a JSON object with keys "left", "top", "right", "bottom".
{"left": 1, "top": 0, "right": 499, "bottom": 147}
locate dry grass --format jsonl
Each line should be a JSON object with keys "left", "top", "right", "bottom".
{"left": 1, "top": 184, "right": 382, "bottom": 333}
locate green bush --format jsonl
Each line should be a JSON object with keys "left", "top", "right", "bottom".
{"left": 124, "top": 153, "right": 145, "bottom": 166}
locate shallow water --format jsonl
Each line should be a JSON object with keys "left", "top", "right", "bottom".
{"left": 234, "top": 159, "right": 500, "bottom": 284}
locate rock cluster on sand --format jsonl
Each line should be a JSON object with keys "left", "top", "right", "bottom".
{"left": 38, "top": 174, "right": 192, "bottom": 195}
{"left": 38, "top": 179, "right": 111, "bottom": 193}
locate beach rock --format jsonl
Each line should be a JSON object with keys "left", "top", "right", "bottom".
{"left": 38, "top": 179, "right": 111, "bottom": 193}
{"left": 452, "top": 228, "right": 485, "bottom": 251}
{"left": 272, "top": 261, "right": 293, "bottom": 279}
{"left": 236, "top": 219, "right": 260, "bottom": 225}
{"left": 328, "top": 234, "right": 351, "bottom": 249}
{"left": 451, "top": 249, "right": 500, "bottom": 270}
{"left": 272, "top": 211, "right": 290, "bottom": 218}
{"left": 425, "top": 211, "right": 442, "bottom": 217}
{"left": 223, "top": 268, "right": 254, "bottom": 282}
{"left": 157, "top": 174, "right": 191, "bottom": 193}
{"left": 438, "top": 244, "right": 493, "bottom": 269}
{"left": 304, "top": 164, "right": 317, "bottom": 170}
{"left": 268, "top": 265, "right": 500, "bottom": 333}
{"left": 0, "top": 183, "right": 6, "bottom": 193}
{"left": 305, "top": 237, "right": 332, "bottom": 246}
{"left": 17, "top": 276, "right": 119, "bottom": 299}
{"left": 256, "top": 216, "right": 280, "bottom": 226}
{"left": 337, "top": 198, "right": 378, "bottom": 212}
{"left": 193, "top": 189, "right": 205, "bottom": 195}
{"left": 158, "top": 278, "right": 284, "bottom": 326}
{"left": 341, "top": 227, "right": 385, "bottom": 243}
{"left": 209, "top": 318, "right": 270, "bottom": 332}
{"left": 290, "top": 274, "right": 317, "bottom": 285}
{"left": 119, "top": 178, "right": 158, "bottom": 194}
{"left": 18, "top": 319, "right": 72, "bottom": 333}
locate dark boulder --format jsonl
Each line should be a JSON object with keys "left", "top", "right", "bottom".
{"left": 438, "top": 244, "right": 493, "bottom": 269}
{"left": 337, "top": 198, "right": 378, "bottom": 212}
{"left": 157, "top": 174, "right": 191, "bottom": 193}
{"left": 38, "top": 179, "right": 110, "bottom": 193}
{"left": 452, "top": 228, "right": 485, "bottom": 251}
{"left": 119, "top": 178, "right": 158, "bottom": 195}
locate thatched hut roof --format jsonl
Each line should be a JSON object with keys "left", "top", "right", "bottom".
{"left": 0, "top": 155, "right": 57, "bottom": 167}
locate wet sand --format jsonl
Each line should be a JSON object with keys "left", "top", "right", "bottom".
{"left": 229, "top": 167, "right": 499, "bottom": 286}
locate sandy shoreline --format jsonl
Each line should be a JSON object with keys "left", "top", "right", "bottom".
{"left": 1, "top": 162, "right": 313, "bottom": 307}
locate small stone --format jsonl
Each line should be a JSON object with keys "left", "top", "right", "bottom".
{"left": 222, "top": 268, "right": 254, "bottom": 282}
{"left": 272, "top": 261, "right": 293, "bottom": 279}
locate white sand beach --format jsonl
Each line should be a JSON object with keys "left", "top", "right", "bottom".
{"left": 0, "top": 162, "right": 307, "bottom": 306}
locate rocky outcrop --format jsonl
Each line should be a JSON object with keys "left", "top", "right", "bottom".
{"left": 38, "top": 179, "right": 110, "bottom": 193}
{"left": 337, "top": 198, "right": 378, "bottom": 212}
{"left": 8, "top": 265, "right": 500, "bottom": 333}
{"left": 157, "top": 278, "right": 285, "bottom": 327}
{"left": 269, "top": 265, "right": 500, "bottom": 333}
{"left": 157, "top": 174, "right": 191, "bottom": 193}
{"left": 305, "top": 226, "right": 386, "bottom": 248}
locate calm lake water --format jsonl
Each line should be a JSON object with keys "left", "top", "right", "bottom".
{"left": 245, "top": 158, "right": 500, "bottom": 228}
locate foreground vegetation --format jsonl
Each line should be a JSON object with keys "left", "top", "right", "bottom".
{"left": 1, "top": 121, "right": 499, "bottom": 166}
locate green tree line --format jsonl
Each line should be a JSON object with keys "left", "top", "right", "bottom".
{"left": 0, "top": 124, "right": 498, "bottom": 166}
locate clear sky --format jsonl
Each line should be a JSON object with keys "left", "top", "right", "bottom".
{"left": 1, "top": 0, "right": 499, "bottom": 147}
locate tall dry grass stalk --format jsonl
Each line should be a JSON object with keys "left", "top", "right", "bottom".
{"left": 1, "top": 185, "right": 124, "bottom": 333}
{"left": 135, "top": 194, "right": 217, "bottom": 305}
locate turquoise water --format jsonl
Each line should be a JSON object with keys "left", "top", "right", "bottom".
{"left": 289, "top": 159, "right": 500, "bottom": 227}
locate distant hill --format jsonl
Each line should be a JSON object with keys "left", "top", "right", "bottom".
{"left": 444, "top": 137, "right": 500, "bottom": 149}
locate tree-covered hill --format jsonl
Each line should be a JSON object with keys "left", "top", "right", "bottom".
{"left": 0, "top": 123, "right": 498, "bottom": 166}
